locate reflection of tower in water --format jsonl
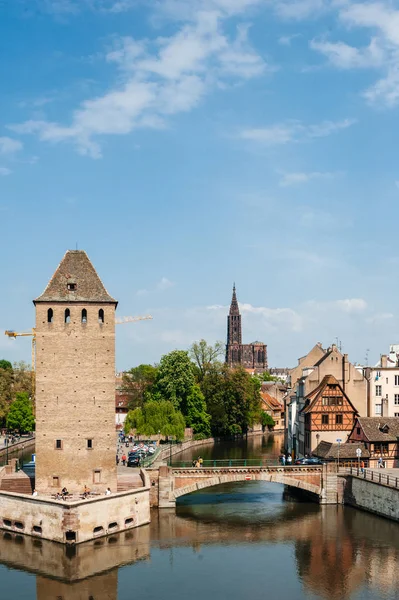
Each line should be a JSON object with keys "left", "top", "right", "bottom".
{"left": 36, "top": 572, "right": 118, "bottom": 600}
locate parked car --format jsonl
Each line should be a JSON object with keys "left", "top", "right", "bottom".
{"left": 295, "top": 457, "right": 324, "bottom": 465}
{"left": 127, "top": 455, "right": 141, "bottom": 467}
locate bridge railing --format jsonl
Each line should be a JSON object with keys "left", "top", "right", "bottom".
{"left": 170, "top": 458, "right": 284, "bottom": 468}
{"left": 340, "top": 466, "right": 399, "bottom": 489}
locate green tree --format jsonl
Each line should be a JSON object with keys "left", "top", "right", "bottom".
{"left": 0, "top": 360, "right": 12, "bottom": 371}
{"left": 0, "top": 366, "right": 13, "bottom": 424}
{"left": 261, "top": 412, "right": 276, "bottom": 429}
{"left": 124, "top": 400, "right": 185, "bottom": 440}
{"left": 122, "top": 364, "right": 158, "bottom": 410}
{"left": 153, "top": 350, "right": 195, "bottom": 414}
{"left": 185, "top": 384, "right": 211, "bottom": 439}
{"left": 6, "top": 392, "right": 35, "bottom": 433}
{"left": 201, "top": 364, "right": 262, "bottom": 437}
{"left": 189, "top": 339, "right": 224, "bottom": 381}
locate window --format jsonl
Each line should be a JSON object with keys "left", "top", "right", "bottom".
{"left": 52, "top": 477, "right": 59, "bottom": 488}
{"left": 374, "top": 442, "right": 389, "bottom": 455}
{"left": 375, "top": 404, "right": 382, "bottom": 415}
{"left": 335, "top": 414, "right": 343, "bottom": 425}
{"left": 376, "top": 371, "right": 381, "bottom": 378}
{"left": 87, "top": 439, "right": 93, "bottom": 449}
{"left": 81, "top": 308, "right": 87, "bottom": 324}
{"left": 47, "top": 308, "right": 53, "bottom": 323}
{"left": 93, "top": 470, "right": 101, "bottom": 483}
{"left": 356, "top": 427, "right": 361, "bottom": 435}
{"left": 375, "top": 385, "right": 382, "bottom": 396}
{"left": 322, "top": 414, "right": 329, "bottom": 425}
{"left": 386, "top": 377, "right": 389, "bottom": 384}
{"left": 322, "top": 396, "right": 343, "bottom": 406}
{"left": 395, "top": 375, "right": 399, "bottom": 386}
{"left": 55, "top": 439, "right": 62, "bottom": 449}
{"left": 67, "top": 283, "right": 76, "bottom": 291}
{"left": 395, "top": 413, "right": 399, "bottom": 417}
{"left": 64, "top": 309, "right": 71, "bottom": 324}
{"left": 98, "top": 309, "right": 104, "bottom": 324}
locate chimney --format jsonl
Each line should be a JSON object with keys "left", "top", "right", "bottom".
{"left": 381, "top": 355, "right": 388, "bottom": 368}
{"left": 342, "top": 353, "right": 348, "bottom": 391}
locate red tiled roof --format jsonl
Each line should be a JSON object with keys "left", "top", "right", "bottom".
{"left": 260, "top": 392, "right": 283, "bottom": 411}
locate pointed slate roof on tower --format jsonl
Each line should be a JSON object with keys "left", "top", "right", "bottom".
{"left": 34, "top": 250, "right": 117, "bottom": 304}
{"left": 229, "top": 284, "right": 240, "bottom": 316}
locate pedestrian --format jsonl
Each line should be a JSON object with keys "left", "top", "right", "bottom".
{"left": 116, "top": 454, "right": 120, "bottom": 466}
{"left": 360, "top": 460, "right": 365, "bottom": 474}
{"left": 122, "top": 454, "right": 127, "bottom": 466}
{"left": 198, "top": 456, "right": 203, "bottom": 467}
{"left": 281, "top": 455, "right": 286, "bottom": 466}
{"left": 286, "top": 454, "right": 292, "bottom": 466}
{"left": 105, "top": 487, "right": 111, "bottom": 496}
{"left": 378, "top": 456, "right": 384, "bottom": 469}
{"left": 32, "top": 489, "right": 38, "bottom": 497}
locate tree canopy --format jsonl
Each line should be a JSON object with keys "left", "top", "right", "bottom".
{"left": 124, "top": 400, "right": 185, "bottom": 440}
{"left": 0, "top": 361, "right": 33, "bottom": 426}
{"left": 153, "top": 350, "right": 195, "bottom": 414}
{"left": 122, "top": 364, "right": 158, "bottom": 410}
{"left": 0, "top": 360, "right": 12, "bottom": 371}
{"left": 189, "top": 339, "right": 224, "bottom": 380}
{"left": 6, "top": 392, "right": 35, "bottom": 433}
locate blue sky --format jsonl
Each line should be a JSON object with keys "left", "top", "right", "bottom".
{"left": 1, "top": 0, "right": 399, "bottom": 370}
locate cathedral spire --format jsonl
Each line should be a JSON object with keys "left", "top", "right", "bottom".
{"left": 229, "top": 283, "right": 240, "bottom": 316}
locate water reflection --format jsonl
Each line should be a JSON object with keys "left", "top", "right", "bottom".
{"left": 1, "top": 481, "right": 399, "bottom": 600}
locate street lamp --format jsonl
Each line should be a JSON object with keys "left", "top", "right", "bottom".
{"left": 169, "top": 436, "right": 174, "bottom": 466}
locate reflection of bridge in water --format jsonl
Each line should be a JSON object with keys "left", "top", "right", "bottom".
{"left": 1, "top": 496, "right": 399, "bottom": 600}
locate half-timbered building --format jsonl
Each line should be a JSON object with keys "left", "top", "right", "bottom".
{"left": 348, "top": 417, "right": 399, "bottom": 468}
{"left": 300, "top": 374, "right": 358, "bottom": 456}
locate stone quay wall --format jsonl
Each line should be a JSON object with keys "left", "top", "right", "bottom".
{"left": 343, "top": 474, "right": 399, "bottom": 521}
{"left": 0, "top": 469, "right": 150, "bottom": 544}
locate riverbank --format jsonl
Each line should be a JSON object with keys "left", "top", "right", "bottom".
{"left": 0, "top": 436, "right": 35, "bottom": 459}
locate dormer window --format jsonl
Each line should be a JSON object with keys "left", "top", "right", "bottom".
{"left": 380, "top": 424, "right": 390, "bottom": 434}
{"left": 67, "top": 283, "right": 77, "bottom": 291}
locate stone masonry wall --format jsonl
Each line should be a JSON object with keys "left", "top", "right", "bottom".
{"left": 343, "top": 475, "right": 399, "bottom": 521}
{"left": 35, "top": 302, "right": 117, "bottom": 493}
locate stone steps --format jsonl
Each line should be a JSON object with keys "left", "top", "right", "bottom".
{"left": 1, "top": 473, "right": 34, "bottom": 495}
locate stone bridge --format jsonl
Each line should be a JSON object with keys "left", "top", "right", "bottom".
{"left": 148, "top": 464, "right": 339, "bottom": 508}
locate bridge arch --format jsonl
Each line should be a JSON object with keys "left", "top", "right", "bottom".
{"left": 173, "top": 471, "right": 321, "bottom": 501}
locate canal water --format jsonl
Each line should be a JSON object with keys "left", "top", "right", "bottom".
{"left": 1, "top": 433, "right": 399, "bottom": 600}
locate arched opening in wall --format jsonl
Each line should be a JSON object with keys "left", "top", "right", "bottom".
{"left": 98, "top": 309, "right": 104, "bottom": 324}
{"left": 65, "top": 309, "right": 71, "bottom": 324}
{"left": 81, "top": 308, "right": 87, "bottom": 324}
{"left": 258, "top": 350, "right": 263, "bottom": 364}
{"left": 47, "top": 308, "right": 53, "bottom": 323}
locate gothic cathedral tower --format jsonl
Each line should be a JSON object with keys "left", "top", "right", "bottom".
{"left": 226, "top": 284, "right": 242, "bottom": 366}
{"left": 33, "top": 251, "right": 117, "bottom": 493}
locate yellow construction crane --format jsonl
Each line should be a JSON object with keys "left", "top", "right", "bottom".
{"left": 4, "top": 315, "right": 153, "bottom": 371}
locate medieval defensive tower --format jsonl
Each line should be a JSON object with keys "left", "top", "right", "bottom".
{"left": 34, "top": 250, "right": 118, "bottom": 493}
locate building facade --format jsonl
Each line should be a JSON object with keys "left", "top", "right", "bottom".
{"left": 34, "top": 250, "right": 118, "bottom": 493}
{"left": 225, "top": 285, "right": 267, "bottom": 373}
{"left": 348, "top": 417, "right": 399, "bottom": 468}
{"left": 301, "top": 375, "right": 358, "bottom": 456}
{"left": 287, "top": 343, "right": 367, "bottom": 457}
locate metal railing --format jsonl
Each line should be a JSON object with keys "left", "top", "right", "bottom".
{"left": 340, "top": 466, "right": 399, "bottom": 489}
{"left": 140, "top": 446, "right": 163, "bottom": 468}
{"left": 170, "top": 458, "right": 288, "bottom": 468}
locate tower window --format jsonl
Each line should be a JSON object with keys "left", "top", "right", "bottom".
{"left": 67, "top": 283, "right": 76, "bottom": 291}
{"left": 47, "top": 308, "right": 53, "bottom": 323}
{"left": 87, "top": 439, "right": 93, "bottom": 449}
{"left": 65, "top": 309, "right": 71, "bottom": 324}
{"left": 98, "top": 309, "right": 104, "bottom": 324}
{"left": 93, "top": 470, "right": 101, "bottom": 483}
{"left": 81, "top": 309, "right": 87, "bottom": 324}
{"left": 55, "top": 440, "right": 63, "bottom": 449}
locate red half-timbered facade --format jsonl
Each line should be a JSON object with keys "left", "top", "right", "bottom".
{"left": 301, "top": 374, "right": 358, "bottom": 455}
{"left": 348, "top": 417, "right": 399, "bottom": 468}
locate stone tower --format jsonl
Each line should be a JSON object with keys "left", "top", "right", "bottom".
{"left": 34, "top": 250, "right": 118, "bottom": 493}
{"left": 226, "top": 284, "right": 242, "bottom": 365}
{"left": 225, "top": 284, "right": 268, "bottom": 373}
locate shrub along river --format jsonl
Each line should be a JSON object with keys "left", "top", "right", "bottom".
{"left": 1, "top": 433, "right": 399, "bottom": 600}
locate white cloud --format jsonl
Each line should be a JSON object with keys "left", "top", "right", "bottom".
{"left": 307, "top": 298, "right": 368, "bottom": 314}
{"left": 274, "top": 0, "right": 327, "bottom": 20}
{"left": 278, "top": 33, "right": 301, "bottom": 46}
{"left": 157, "top": 277, "right": 174, "bottom": 291}
{"left": 279, "top": 170, "right": 335, "bottom": 186}
{"left": 366, "top": 312, "right": 394, "bottom": 324}
{"left": 0, "top": 167, "right": 11, "bottom": 176}
{"left": 11, "top": 11, "right": 266, "bottom": 157}
{"left": 239, "top": 118, "right": 356, "bottom": 145}
{"left": 0, "top": 137, "right": 23, "bottom": 155}
{"left": 310, "top": 37, "right": 385, "bottom": 69}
